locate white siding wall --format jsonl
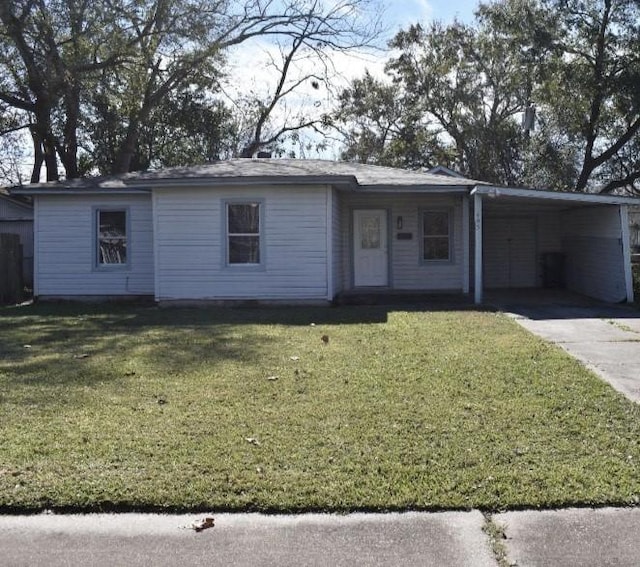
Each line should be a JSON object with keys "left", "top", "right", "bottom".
{"left": 537, "top": 211, "right": 562, "bottom": 253}
{"left": 35, "top": 194, "right": 154, "bottom": 297}
{"left": 482, "top": 210, "right": 562, "bottom": 289}
{"left": 340, "top": 193, "right": 464, "bottom": 291}
{"left": 562, "top": 205, "right": 626, "bottom": 302}
{"left": 154, "top": 185, "right": 329, "bottom": 300}
{"left": 331, "top": 188, "right": 343, "bottom": 298}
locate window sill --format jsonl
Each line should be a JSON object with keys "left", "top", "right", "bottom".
{"left": 94, "top": 264, "right": 131, "bottom": 272}
{"left": 420, "top": 259, "right": 455, "bottom": 266}
{"left": 223, "top": 263, "right": 266, "bottom": 272}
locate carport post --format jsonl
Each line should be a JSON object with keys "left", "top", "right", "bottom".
{"left": 473, "top": 191, "right": 483, "bottom": 304}
{"left": 620, "top": 205, "right": 634, "bottom": 303}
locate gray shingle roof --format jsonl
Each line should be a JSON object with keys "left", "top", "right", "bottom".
{"left": 130, "top": 159, "right": 484, "bottom": 187}
{"left": 12, "top": 159, "right": 485, "bottom": 194}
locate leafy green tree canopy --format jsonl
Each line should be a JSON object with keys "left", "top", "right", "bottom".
{"left": 335, "top": 0, "right": 640, "bottom": 193}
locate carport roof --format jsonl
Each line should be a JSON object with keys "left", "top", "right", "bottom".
{"left": 471, "top": 185, "right": 640, "bottom": 206}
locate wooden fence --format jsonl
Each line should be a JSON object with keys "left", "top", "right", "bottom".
{"left": 0, "top": 233, "right": 23, "bottom": 304}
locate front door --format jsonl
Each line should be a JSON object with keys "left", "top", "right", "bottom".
{"left": 353, "top": 209, "right": 388, "bottom": 287}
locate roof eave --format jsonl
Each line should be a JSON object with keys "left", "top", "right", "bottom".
{"left": 10, "top": 187, "right": 150, "bottom": 195}
{"left": 131, "top": 174, "right": 359, "bottom": 190}
{"left": 10, "top": 174, "right": 360, "bottom": 194}
{"left": 471, "top": 185, "right": 640, "bottom": 206}
{"left": 354, "top": 184, "right": 474, "bottom": 193}
{"left": 0, "top": 192, "right": 33, "bottom": 209}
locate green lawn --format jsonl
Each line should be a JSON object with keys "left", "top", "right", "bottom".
{"left": 1, "top": 303, "right": 639, "bottom": 513}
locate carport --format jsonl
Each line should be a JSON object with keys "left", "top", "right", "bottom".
{"left": 470, "top": 186, "right": 637, "bottom": 305}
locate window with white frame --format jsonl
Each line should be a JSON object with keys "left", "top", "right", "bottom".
{"left": 422, "top": 210, "right": 451, "bottom": 261}
{"left": 227, "top": 202, "right": 261, "bottom": 264}
{"left": 97, "top": 209, "right": 127, "bottom": 266}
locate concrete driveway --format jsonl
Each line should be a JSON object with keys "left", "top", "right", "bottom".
{"left": 494, "top": 298, "right": 640, "bottom": 403}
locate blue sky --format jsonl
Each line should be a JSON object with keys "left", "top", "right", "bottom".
{"left": 225, "top": 0, "right": 484, "bottom": 157}
{"left": 388, "top": 0, "right": 479, "bottom": 32}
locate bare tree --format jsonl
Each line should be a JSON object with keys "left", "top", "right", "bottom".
{"left": 0, "top": 0, "right": 383, "bottom": 181}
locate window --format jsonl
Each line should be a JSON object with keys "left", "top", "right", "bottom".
{"left": 227, "top": 202, "right": 261, "bottom": 264}
{"left": 97, "top": 209, "right": 127, "bottom": 266}
{"left": 422, "top": 210, "right": 451, "bottom": 261}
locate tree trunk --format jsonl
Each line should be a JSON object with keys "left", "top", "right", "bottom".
{"left": 112, "top": 115, "right": 141, "bottom": 174}
{"left": 29, "top": 126, "right": 44, "bottom": 184}
{"left": 58, "top": 82, "right": 81, "bottom": 179}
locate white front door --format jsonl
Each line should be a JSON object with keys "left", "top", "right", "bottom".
{"left": 353, "top": 209, "right": 388, "bottom": 287}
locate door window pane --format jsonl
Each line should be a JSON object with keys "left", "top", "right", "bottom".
{"left": 361, "top": 216, "right": 381, "bottom": 249}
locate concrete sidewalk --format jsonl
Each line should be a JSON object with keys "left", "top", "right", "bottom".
{"left": 1, "top": 508, "right": 639, "bottom": 566}
{"left": 0, "top": 511, "right": 494, "bottom": 567}
{"left": 495, "top": 508, "right": 640, "bottom": 567}
{"left": 499, "top": 302, "right": 640, "bottom": 403}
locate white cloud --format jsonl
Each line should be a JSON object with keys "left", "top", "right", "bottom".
{"left": 386, "top": 0, "right": 433, "bottom": 33}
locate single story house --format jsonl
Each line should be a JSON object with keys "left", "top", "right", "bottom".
{"left": 0, "top": 189, "right": 34, "bottom": 287}
{"left": 10, "top": 158, "right": 639, "bottom": 304}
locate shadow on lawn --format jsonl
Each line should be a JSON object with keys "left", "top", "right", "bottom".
{"left": 0, "top": 301, "right": 487, "bottom": 392}
{"left": 1, "top": 298, "right": 483, "bottom": 326}
{"left": 0, "top": 302, "right": 397, "bottom": 393}
{"left": 1, "top": 320, "right": 273, "bottom": 388}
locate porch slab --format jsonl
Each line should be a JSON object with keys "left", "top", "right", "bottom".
{"left": 334, "top": 290, "right": 474, "bottom": 307}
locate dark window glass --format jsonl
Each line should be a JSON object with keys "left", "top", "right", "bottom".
{"left": 98, "top": 210, "right": 127, "bottom": 265}
{"left": 229, "top": 236, "right": 260, "bottom": 264}
{"left": 422, "top": 211, "right": 450, "bottom": 261}
{"left": 228, "top": 204, "right": 259, "bottom": 234}
{"left": 227, "top": 203, "right": 260, "bottom": 264}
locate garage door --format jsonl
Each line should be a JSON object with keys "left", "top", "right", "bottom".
{"left": 484, "top": 217, "right": 537, "bottom": 288}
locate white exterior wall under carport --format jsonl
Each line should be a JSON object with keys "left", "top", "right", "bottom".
{"left": 562, "top": 205, "right": 632, "bottom": 302}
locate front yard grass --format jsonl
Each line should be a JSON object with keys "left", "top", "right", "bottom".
{"left": 1, "top": 303, "right": 639, "bottom": 513}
